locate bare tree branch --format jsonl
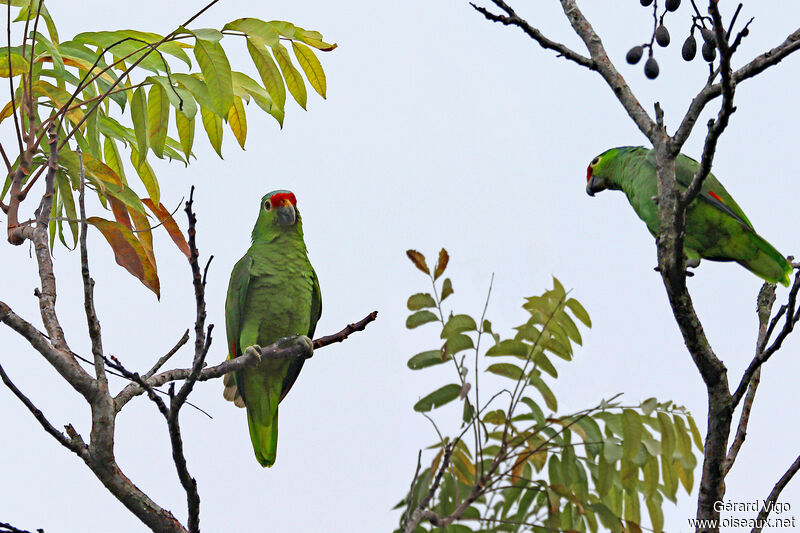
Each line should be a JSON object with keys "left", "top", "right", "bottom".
{"left": 0, "top": 362, "right": 87, "bottom": 456}
{"left": 470, "top": 1, "right": 594, "bottom": 68}
{"left": 751, "top": 454, "right": 800, "bottom": 533}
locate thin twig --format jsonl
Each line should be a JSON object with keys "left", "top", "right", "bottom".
{"left": 751, "top": 454, "right": 800, "bottom": 533}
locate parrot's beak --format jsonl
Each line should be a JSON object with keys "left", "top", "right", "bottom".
{"left": 586, "top": 175, "right": 600, "bottom": 197}
{"left": 276, "top": 200, "right": 296, "bottom": 226}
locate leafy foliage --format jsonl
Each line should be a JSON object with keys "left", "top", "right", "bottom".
{"left": 1, "top": 0, "right": 335, "bottom": 296}
{"left": 396, "top": 249, "right": 703, "bottom": 533}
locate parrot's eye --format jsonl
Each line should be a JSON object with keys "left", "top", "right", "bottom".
{"left": 264, "top": 200, "right": 272, "bottom": 211}
{"left": 591, "top": 157, "right": 599, "bottom": 166}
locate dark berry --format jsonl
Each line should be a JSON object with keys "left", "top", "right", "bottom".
{"left": 644, "top": 57, "right": 660, "bottom": 79}
{"left": 640, "top": 0, "right": 653, "bottom": 5}
{"left": 655, "top": 25, "right": 671, "bottom": 47}
{"left": 700, "top": 27, "right": 717, "bottom": 46}
{"left": 702, "top": 41, "right": 717, "bottom": 62}
{"left": 682, "top": 35, "right": 697, "bottom": 61}
{"left": 626, "top": 46, "right": 644, "bottom": 64}
{"left": 665, "top": 0, "right": 681, "bottom": 11}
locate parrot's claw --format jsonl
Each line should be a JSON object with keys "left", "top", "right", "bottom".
{"left": 244, "top": 344, "right": 263, "bottom": 362}
{"left": 653, "top": 266, "right": 695, "bottom": 277}
{"left": 275, "top": 335, "right": 314, "bottom": 359}
{"left": 296, "top": 335, "right": 314, "bottom": 359}
{"left": 650, "top": 195, "right": 659, "bottom": 205}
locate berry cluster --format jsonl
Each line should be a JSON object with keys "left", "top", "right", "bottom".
{"left": 624, "top": 0, "right": 732, "bottom": 79}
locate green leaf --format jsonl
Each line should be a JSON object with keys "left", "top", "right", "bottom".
{"left": 443, "top": 334, "right": 474, "bottom": 356}
{"left": 486, "top": 363, "right": 524, "bottom": 380}
{"left": 687, "top": 415, "right": 704, "bottom": 452}
{"left": 603, "top": 437, "right": 623, "bottom": 463}
{"left": 413, "top": 384, "right": 461, "bottom": 412}
{"left": 483, "top": 409, "right": 506, "bottom": 425}
{"left": 407, "top": 293, "right": 436, "bottom": 310}
{"left": 223, "top": 18, "right": 280, "bottom": 46}
{"left": 130, "top": 85, "right": 148, "bottom": 163}
{"left": 642, "top": 437, "right": 661, "bottom": 456}
{"left": 673, "top": 415, "right": 693, "bottom": 461}
{"left": 406, "top": 310, "right": 438, "bottom": 329}
{"left": 0, "top": 50, "right": 28, "bottom": 77}
{"left": 291, "top": 41, "right": 326, "bottom": 98}
{"left": 660, "top": 455, "right": 678, "bottom": 501}
{"left": 533, "top": 351, "right": 557, "bottom": 378}
{"left": 619, "top": 459, "right": 638, "bottom": 493}
{"left": 272, "top": 41, "right": 306, "bottom": 109}
{"left": 597, "top": 455, "right": 613, "bottom": 496}
{"left": 621, "top": 409, "right": 643, "bottom": 461}
{"left": 486, "top": 339, "right": 530, "bottom": 358}
{"left": 407, "top": 350, "right": 448, "bottom": 370}
{"left": 520, "top": 397, "right": 544, "bottom": 426}
{"left": 643, "top": 455, "right": 659, "bottom": 497}
{"left": 462, "top": 399, "right": 474, "bottom": 424}
{"left": 247, "top": 39, "right": 285, "bottom": 116}
{"left": 657, "top": 412, "right": 675, "bottom": 461}
{"left": 147, "top": 83, "right": 169, "bottom": 158}
{"left": 440, "top": 278, "right": 453, "bottom": 300}
{"left": 200, "top": 107, "right": 223, "bottom": 157}
{"left": 529, "top": 371, "right": 557, "bottom": 411}
{"left": 646, "top": 495, "right": 664, "bottom": 533}
{"left": 567, "top": 298, "right": 592, "bottom": 328}
{"left": 640, "top": 397, "right": 658, "bottom": 416}
{"left": 54, "top": 172, "right": 77, "bottom": 247}
{"left": 193, "top": 37, "right": 233, "bottom": 117}
{"left": 588, "top": 503, "right": 622, "bottom": 533}
{"left": 440, "top": 314, "right": 477, "bottom": 338}
{"left": 189, "top": 27, "right": 223, "bottom": 42}
{"left": 147, "top": 76, "right": 197, "bottom": 118}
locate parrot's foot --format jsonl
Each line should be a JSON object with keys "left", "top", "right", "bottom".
{"left": 653, "top": 266, "right": 695, "bottom": 277}
{"left": 650, "top": 195, "right": 659, "bottom": 205}
{"left": 244, "top": 344, "right": 263, "bottom": 362}
{"left": 274, "top": 335, "right": 315, "bottom": 359}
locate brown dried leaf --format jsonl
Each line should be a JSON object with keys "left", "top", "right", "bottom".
{"left": 87, "top": 217, "right": 160, "bottom": 298}
{"left": 406, "top": 249, "right": 429, "bottom": 274}
{"left": 434, "top": 248, "right": 449, "bottom": 280}
{"left": 142, "top": 199, "right": 191, "bottom": 259}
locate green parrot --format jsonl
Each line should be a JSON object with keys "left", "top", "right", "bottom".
{"left": 586, "top": 146, "right": 791, "bottom": 286}
{"left": 223, "top": 190, "right": 322, "bottom": 467}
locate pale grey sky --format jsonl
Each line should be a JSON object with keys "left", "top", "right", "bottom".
{"left": 2, "top": 1, "right": 800, "bottom": 532}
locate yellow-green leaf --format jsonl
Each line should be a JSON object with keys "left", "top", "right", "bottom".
{"left": 440, "top": 314, "right": 477, "bottom": 338}
{"left": 621, "top": 409, "right": 643, "bottom": 461}
{"left": 193, "top": 37, "right": 233, "bottom": 117}
{"left": 103, "top": 138, "right": 127, "bottom": 184}
{"left": 441, "top": 277, "right": 453, "bottom": 300}
{"left": 486, "top": 362, "right": 524, "bottom": 380}
{"left": 246, "top": 39, "right": 285, "bottom": 115}
{"left": 0, "top": 51, "right": 28, "bottom": 77}
{"left": 130, "top": 85, "right": 148, "bottom": 163}
{"left": 407, "top": 293, "right": 436, "bottom": 310}
{"left": 200, "top": 107, "right": 223, "bottom": 158}
{"left": 272, "top": 42, "right": 306, "bottom": 109}
{"left": 291, "top": 41, "right": 326, "bottom": 98}
{"left": 87, "top": 216, "right": 159, "bottom": 298}
{"left": 147, "top": 83, "right": 169, "bottom": 158}
{"left": 407, "top": 350, "right": 449, "bottom": 370}
{"left": 227, "top": 96, "right": 247, "bottom": 149}
{"left": 175, "top": 109, "right": 195, "bottom": 160}
{"left": 129, "top": 148, "right": 159, "bottom": 206}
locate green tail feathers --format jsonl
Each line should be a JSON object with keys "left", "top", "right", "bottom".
{"left": 247, "top": 406, "right": 279, "bottom": 467}
{"left": 742, "top": 233, "right": 792, "bottom": 287}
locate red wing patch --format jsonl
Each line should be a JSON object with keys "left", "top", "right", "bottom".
{"left": 708, "top": 191, "right": 725, "bottom": 204}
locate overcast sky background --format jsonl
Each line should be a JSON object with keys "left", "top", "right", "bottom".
{"left": 2, "top": 1, "right": 800, "bottom": 531}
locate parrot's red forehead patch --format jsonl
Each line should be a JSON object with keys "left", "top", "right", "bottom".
{"left": 270, "top": 192, "right": 297, "bottom": 208}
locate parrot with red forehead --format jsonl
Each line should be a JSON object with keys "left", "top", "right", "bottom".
{"left": 223, "top": 190, "right": 322, "bottom": 467}
{"left": 586, "top": 146, "right": 791, "bottom": 286}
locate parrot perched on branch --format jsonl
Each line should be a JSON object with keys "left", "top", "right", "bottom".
{"left": 586, "top": 146, "right": 791, "bottom": 286}
{"left": 223, "top": 190, "right": 322, "bottom": 467}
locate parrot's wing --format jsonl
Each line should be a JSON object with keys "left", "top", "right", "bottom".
{"left": 674, "top": 154, "right": 754, "bottom": 230}
{"left": 223, "top": 254, "right": 253, "bottom": 407}
{"left": 308, "top": 266, "right": 322, "bottom": 338}
{"left": 277, "top": 266, "right": 322, "bottom": 403}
